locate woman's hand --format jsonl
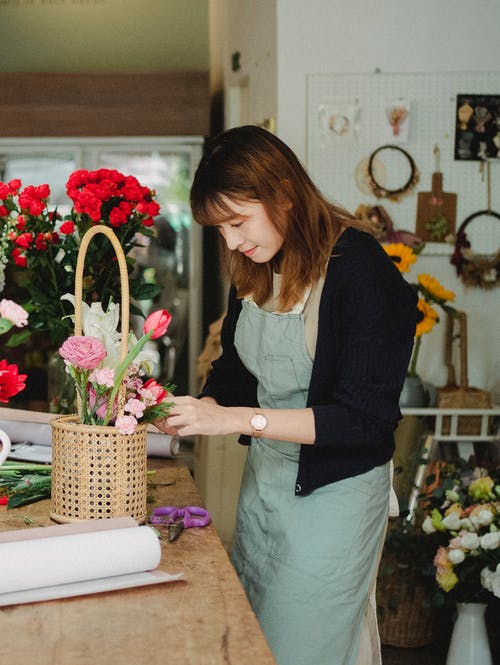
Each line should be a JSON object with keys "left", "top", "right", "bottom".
{"left": 154, "top": 396, "right": 248, "bottom": 438}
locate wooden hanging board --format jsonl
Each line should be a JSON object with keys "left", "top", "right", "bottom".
{"left": 416, "top": 145, "right": 457, "bottom": 242}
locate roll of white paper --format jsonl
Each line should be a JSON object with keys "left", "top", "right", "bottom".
{"left": 0, "top": 525, "right": 161, "bottom": 595}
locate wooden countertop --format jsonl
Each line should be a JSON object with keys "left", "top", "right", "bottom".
{"left": 0, "top": 459, "right": 276, "bottom": 665}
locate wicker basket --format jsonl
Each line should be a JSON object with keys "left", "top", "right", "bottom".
{"left": 377, "top": 576, "right": 436, "bottom": 648}
{"left": 50, "top": 225, "right": 148, "bottom": 524}
{"left": 437, "top": 312, "right": 491, "bottom": 435}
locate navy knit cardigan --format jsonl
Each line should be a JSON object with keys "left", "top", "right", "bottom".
{"left": 200, "top": 228, "right": 421, "bottom": 496}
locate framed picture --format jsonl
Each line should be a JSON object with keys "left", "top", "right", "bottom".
{"left": 454, "top": 94, "right": 500, "bottom": 160}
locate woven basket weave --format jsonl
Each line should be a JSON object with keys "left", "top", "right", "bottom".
{"left": 50, "top": 225, "right": 148, "bottom": 524}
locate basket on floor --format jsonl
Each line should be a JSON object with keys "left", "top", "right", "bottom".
{"left": 50, "top": 225, "right": 148, "bottom": 524}
{"left": 377, "top": 576, "right": 436, "bottom": 648}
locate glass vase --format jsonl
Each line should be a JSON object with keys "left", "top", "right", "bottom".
{"left": 47, "top": 351, "right": 77, "bottom": 414}
{"left": 399, "top": 375, "right": 430, "bottom": 408}
{"left": 446, "top": 603, "right": 492, "bottom": 665}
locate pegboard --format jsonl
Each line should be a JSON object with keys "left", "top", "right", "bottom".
{"left": 307, "top": 71, "right": 500, "bottom": 255}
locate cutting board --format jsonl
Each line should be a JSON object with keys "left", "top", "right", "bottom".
{"left": 416, "top": 146, "right": 457, "bottom": 242}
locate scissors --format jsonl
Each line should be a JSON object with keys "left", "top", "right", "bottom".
{"left": 150, "top": 506, "right": 211, "bottom": 542}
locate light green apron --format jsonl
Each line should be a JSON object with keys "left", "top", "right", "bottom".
{"left": 231, "top": 296, "right": 390, "bottom": 665}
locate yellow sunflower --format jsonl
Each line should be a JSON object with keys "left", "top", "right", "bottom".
{"left": 382, "top": 243, "right": 417, "bottom": 273}
{"left": 418, "top": 274, "right": 455, "bottom": 303}
{"left": 415, "top": 298, "right": 439, "bottom": 337}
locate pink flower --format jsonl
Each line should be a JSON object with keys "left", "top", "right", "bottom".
{"left": 143, "top": 310, "right": 171, "bottom": 340}
{"left": 0, "top": 299, "right": 28, "bottom": 327}
{"left": 124, "top": 398, "right": 145, "bottom": 418}
{"left": 140, "top": 378, "right": 167, "bottom": 405}
{"left": 89, "top": 367, "right": 115, "bottom": 388}
{"left": 115, "top": 415, "right": 137, "bottom": 435}
{"left": 59, "top": 335, "right": 107, "bottom": 370}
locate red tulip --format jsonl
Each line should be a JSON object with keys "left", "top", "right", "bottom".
{"left": 143, "top": 310, "right": 172, "bottom": 339}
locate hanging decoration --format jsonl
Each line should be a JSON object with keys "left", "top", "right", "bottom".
{"left": 454, "top": 94, "right": 500, "bottom": 161}
{"left": 416, "top": 144, "right": 457, "bottom": 242}
{"left": 366, "top": 144, "right": 419, "bottom": 201}
{"left": 384, "top": 99, "right": 411, "bottom": 142}
{"left": 451, "top": 161, "right": 500, "bottom": 289}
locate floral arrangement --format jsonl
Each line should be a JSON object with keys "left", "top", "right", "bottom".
{"left": 0, "top": 298, "right": 28, "bottom": 403}
{"left": 420, "top": 460, "right": 500, "bottom": 605}
{"left": 0, "top": 170, "right": 161, "bottom": 349}
{"left": 59, "top": 304, "right": 174, "bottom": 435}
{"left": 383, "top": 242, "right": 456, "bottom": 377}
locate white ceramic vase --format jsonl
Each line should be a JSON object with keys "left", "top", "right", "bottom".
{"left": 446, "top": 603, "right": 492, "bottom": 665}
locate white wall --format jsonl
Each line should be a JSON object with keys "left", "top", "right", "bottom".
{"left": 222, "top": 0, "right": 500, "bottom": 393}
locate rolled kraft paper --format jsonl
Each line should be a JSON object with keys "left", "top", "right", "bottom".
{"left": 0, "top": 524, "right": 161, "bottom": 595}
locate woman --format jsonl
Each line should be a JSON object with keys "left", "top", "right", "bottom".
{"left": 156, "top": 125, "right": 420, "bottom": 665}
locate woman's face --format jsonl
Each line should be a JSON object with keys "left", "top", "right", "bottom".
{"left": 215, "top": 197, "right": 285, "bottom": 263}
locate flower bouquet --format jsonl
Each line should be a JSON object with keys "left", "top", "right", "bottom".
{"left": 49, "top": 225, "right": 173, "bottom": 524}
{"left": 0, "top": 170, "right": 161, "bottom": 409}
{"left": 421, "top": 460, "right": 500, "bottom": 606}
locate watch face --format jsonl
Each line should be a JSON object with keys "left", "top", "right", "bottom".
{"left": 251, "top": 414, "right": 267, "bottom": 431}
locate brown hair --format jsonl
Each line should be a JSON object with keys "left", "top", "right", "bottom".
{"left": 190, "top": 125, "right": 361, "bottom": 310}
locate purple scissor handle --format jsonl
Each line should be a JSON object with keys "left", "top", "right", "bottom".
{"left": 150, "top": 506, "right": 211, "bottom": 542}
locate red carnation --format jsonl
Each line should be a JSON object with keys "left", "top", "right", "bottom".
{"left": 109, "top": 207, "right": 127, "bottom": 227}
{"left": 8, "top": 179, "right": 21, "bottom": 194}
{"left": 0, "top": 359, "right": 27, "bottom": 403}
{"left": 59, "top": 221, "right": 75, "bottom": 235}
{"left": 15, "top": 232, "right": 33, "bottom": 249}
{"left": 0, "top": 183, "right": 10, "bottom": 200}
{"left": 0, "top": 205, "right": 8, "bottom": 217}
{"left": 11, "top": 248, "right": 27, "bottom": 267}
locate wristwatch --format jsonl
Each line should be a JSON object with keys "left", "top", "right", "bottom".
{"left": 250, "top": 409, "right": 268, "bottom": 438}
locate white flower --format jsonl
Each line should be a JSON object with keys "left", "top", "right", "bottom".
{"left": 448, "top": 548, "right": 465, "bottom": 565}
{"left": 62, "top": 295, "right": 122, "bottom": 367}
{"left": 481, "top": 564, "right": 500, "bottom": 598}
{"left": 442, "top": 512, "right": 462, "bottom": 531}
{"left": 460, "top": 532, "right": 480, "bottom": 550}
{"left": 422, "top": 516, "right": 436, "bottom": 534}
{"left": 480, "top": 531, "right": 500, "bottom": 550}
{"left": 470, "top": 508, "right": 494, "bottom": 528}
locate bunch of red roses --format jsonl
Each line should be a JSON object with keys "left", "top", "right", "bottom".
{"left": 0, "top": 169, "right": 161, "bottom": 349}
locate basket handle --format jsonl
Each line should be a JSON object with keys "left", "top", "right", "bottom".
{"left": 74, "top": 225, "right": 131, "bottom": 418}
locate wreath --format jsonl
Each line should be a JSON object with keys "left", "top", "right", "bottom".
{"left": 366, "top": 145, "right": 419, "bottom": 201}
{"left": 451, "top": 210, "right": 500, "bottom": 289}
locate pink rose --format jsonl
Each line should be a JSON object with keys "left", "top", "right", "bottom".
{"left": 0, "top": 299, "right": 28, "bottom": 327}
{"left": 59, "top": 335, "right": 107, "bottom": 370}
{"left": 143, "top": 309, "right": 171, "bottom": 340}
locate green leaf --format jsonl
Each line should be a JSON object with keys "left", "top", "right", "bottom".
{"left": 5, "top": 329, "right": 32, "bottom": 347}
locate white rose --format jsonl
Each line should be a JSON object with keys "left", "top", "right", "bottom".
{"left": 0, "top": 298, "right": 28, "bottom": 327}
{"left": 422, "top": 516, "right": 436, "bottom": 534}
{"left": 480, "top": 531, "right": 500, "bottom": 550}
{"left": 481, "top": 564, "right": 500, "bottom": 599}
{"left": 460, "top": 532, "right": 480, "bottom": 550}
{"left": 442, "top": 512, "right": 462, "bottom": 531}
{"left": 448, "top": 548, "right": 465, "bottom": 565}
{"left": 470, "top": 508, "right": 494, "bottom": 528}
